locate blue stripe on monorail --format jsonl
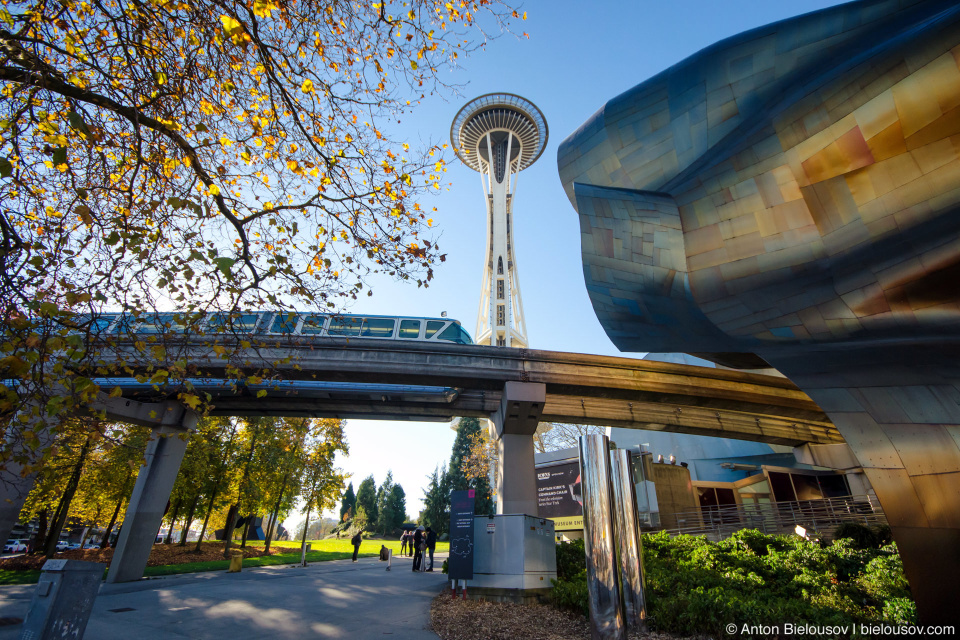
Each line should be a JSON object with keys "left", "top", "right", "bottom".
{"left": 91, "top": 378, "right": 460, "bottom": 402}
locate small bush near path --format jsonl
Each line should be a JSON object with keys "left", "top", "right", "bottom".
{"left": 550, "top": 528, "right": 915, "bottom": 639}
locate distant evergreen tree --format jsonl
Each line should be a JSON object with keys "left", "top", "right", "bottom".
{"left": 448, "top": 417, "right": 494, "bottom": 516}
{"left": 421, "top": 464, "right": 451, "bottom": 535}
{"left": 388, "top": 484, "right": 407, "bottom": 532}
{"left": 356, "top": 475, "right": 378, "bottom": 526}
{"left": 339, "top": 482, "right": 356, "bottom": 522}
{"left": 375, "top": 471, "right": 396, "bottom": 535}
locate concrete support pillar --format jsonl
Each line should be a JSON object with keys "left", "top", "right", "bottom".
{"left": 491, "top": 381, "right": 545, "bottom": 516}
{"left": 106, "top": 414, "right": 196, "bottom": 584}
{"left": 770, "top": 348, "right": 960, "bottom": 626}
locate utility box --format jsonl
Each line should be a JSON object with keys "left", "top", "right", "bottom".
{"left": 470, "top": 514, "right": 556, "bottom": 603}
{"left": 20, "top": 559, "right": 105, "bottom": 640}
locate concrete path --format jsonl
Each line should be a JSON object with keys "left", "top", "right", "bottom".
{"left": 0, "top": 552, "right": 449, "bottom": 639}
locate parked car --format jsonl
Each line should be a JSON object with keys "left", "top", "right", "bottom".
{"left": 55, "top": 541, "right": 71, "bottom": 552}
{"left": 4, "top": 540, "right": 28, "bottom": 554}
{"left": 82, "top": 541, "right": 99, "bottom": 549}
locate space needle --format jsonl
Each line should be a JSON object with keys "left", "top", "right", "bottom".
{"left": 451, "top": 94, "right": 548, "bottom": 348}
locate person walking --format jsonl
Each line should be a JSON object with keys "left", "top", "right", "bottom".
{"left": 412, "top": 526, "right": 424, "bottom": 571}
{"left": 425, "top": 526, "right": 437, "bottom": 572}
{"left": 400, "top": 530, "right": 408, "bottom": 557}
{"left": 351, "top": 529, "right": 363, "bottom": 562}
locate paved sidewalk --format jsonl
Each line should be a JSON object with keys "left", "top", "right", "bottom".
{"left": 0, "top": 552, "right": 449, "bottom": 639}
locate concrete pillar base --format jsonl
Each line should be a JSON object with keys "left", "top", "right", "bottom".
{"left": 491, "top": 382, "right": 545, "bottom": 516}
{"left": 106, "top": 425, "right": 193, "bottom": 583}
{"left": 496, "top": 434, "right": 537, "bottom": 515}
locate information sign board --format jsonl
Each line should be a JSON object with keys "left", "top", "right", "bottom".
{"left": 448, "top": 489, "right": 475, "bottom": 580}
{"left": 536, "top": 460, "right": 583, "bottom": 531}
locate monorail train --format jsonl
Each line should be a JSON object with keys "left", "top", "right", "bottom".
{"left": 86, "top": 311, "right": 474, "bottom": 345}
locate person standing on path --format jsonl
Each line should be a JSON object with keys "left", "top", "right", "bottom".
{"left": 351, "top": 530, "right": 363, "bottom": 562}
{"left": 425, "top": 526, "right": 437, "bottom": 572}
{"left": 400, "top": 530, "right": 408, "bottom": 556}
{"left": 412, "top": 526, "right": 424, "bottom": 571}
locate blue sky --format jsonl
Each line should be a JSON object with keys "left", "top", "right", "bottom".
{"left": 315, "top": 0, "right": 846, "bottom": 521}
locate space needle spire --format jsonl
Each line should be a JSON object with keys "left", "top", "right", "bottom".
{"left": 451, "top": 93, "right": 548, "bottom": 348}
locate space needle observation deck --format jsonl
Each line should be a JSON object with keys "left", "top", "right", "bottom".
{"left": 451, "top": 93, "right": 548, "bottom": 348}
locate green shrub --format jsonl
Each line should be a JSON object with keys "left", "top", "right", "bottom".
{"left": 832, "top": 522, "right": 884, "bottom": 549}
{"left": 550, "top": 575, "right": 588, "bottom": 616}
{"left": 554, "top": 538, "right": 586, "bottom": 581}
{"left": 547, "top": 529, "right": 914, "bottom": 637}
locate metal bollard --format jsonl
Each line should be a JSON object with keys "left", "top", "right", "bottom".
{"left": 610, "top": 449, "right": 647, "bottom": 631}
{"left": 580, "top": 434, "right": 626, "bottom": 640}
{"left": 21, "top": 559, "right": 105, "bottom": 640}
{"left": 386, "top": 548, "right": 392, "bottom": 571}
{"left": 228, "top": 550, "right": 243, "bottom": 573}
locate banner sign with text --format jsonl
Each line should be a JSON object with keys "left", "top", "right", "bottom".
{"left": 448, "top": 489, "right": 475, "bottom": 580}
{"left": 536, "top": 460, "right": 583, "bottom": 531}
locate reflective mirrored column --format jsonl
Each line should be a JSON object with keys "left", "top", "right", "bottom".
{"left": 579, "top": 434, "right": 626, "bottom": 640}
{"left": 610, "top": 449, "right": 647, "bottom": 631}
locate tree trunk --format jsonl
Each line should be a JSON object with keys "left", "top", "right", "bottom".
{"left": 195, "top": 422, "right": 239, "bottom": 552}
{"left": 179, "top": 493, "right": 199, "bottom": 546}
{"left": 221, "top": 503, "right": 239, "bottom": 558}
{"left": 240, "top": 513, "right": 254, "bottom": 548}
{"left": 299, "top": 505, "right": 311, "bottom": 567}
{"left": 44, "top": 436, "right": 93, "bottom": 558}
{"left": 100, "top": 495, "right": 124, "bottom": 549}
{"left": 164, "top": 497, "right": 182, "bottom": 544}
{"left": 32, "top": 509, "right": 48, "bottom": 555}
{"left": 264, "top": 474, "right": 289, "bottom": 553}
{"left": 225, "top": 422, "right": 261, "bottom": 557}
{"left": 101, "top": 469, "right": 133, "bottom": 549}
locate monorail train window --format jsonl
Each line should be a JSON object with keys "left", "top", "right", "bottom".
{"left": 208, "top": 313, "right": 260, "bottom": 333}
{"left": 105, "top": 314, "right": 136, "bottom": 333}
{"left": 328, "top": 316, "right": 362, "bottom": 336}
{"left": 437, "top": 323, "right": 472, "bottom": 344}
{"left": 138, "top": 313, "right": 178, "bottom": 334}
{"left": 300, "top": 315, "right": 326, "bottom": 334}
{"left": 73, "top": 315, "right": 113, "bottom": 333}
{"left": 361, "top": 318, "right": 395, "bottom": 338}
{"left": 271, "top": 312, "right": 299, "bottom": 334}
{"left": 398, "top": 319, "right": 420, "bottom": 339}
{"left": 424, "top": 320, "right": 445, "bottom": 339}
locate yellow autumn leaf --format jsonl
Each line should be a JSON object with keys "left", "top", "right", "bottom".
{"left": 208, "top": 184, "right": 220, "bottom": 195}
{"left": 301, "top": 79, "right": 314, "bottom": 93}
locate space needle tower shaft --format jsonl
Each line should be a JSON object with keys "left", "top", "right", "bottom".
{"left": 451, "top": 94, "right": 548, "bottom": 348}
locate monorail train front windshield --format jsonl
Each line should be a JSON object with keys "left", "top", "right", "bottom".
{"left": 91, "top": 312, "right": 474, "bottom": 345}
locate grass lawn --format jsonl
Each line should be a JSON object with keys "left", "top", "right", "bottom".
{"left": 0, "top": 539, "right": 450, "bottom": 584}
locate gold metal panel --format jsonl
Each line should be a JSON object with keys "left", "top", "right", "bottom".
{"left": 882, "top": 423, "right": 960, "bottom": 476}
{"left": 829, "top": 411, "right": 905, "bottom": 469}
{"left": 862, "top": 468, "right": 928, "bottom": 527}
{"left": 910, "top": 472, "right": 960, "bottom": 528}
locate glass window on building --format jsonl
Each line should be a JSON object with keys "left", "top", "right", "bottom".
{"left": 792, "top": 474, "right": 823, "bottom": 501}
{"left": 497, "top": 279, "right": 504, "bottom": 299}
{"left": 737, "top": 479, "right": 772, "bottom": 505}
{"left": 818, "top": 474, "right": 851, "bottom": 498}
{"left": 767, "top": 472, "right": 796, "bottom": 502}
